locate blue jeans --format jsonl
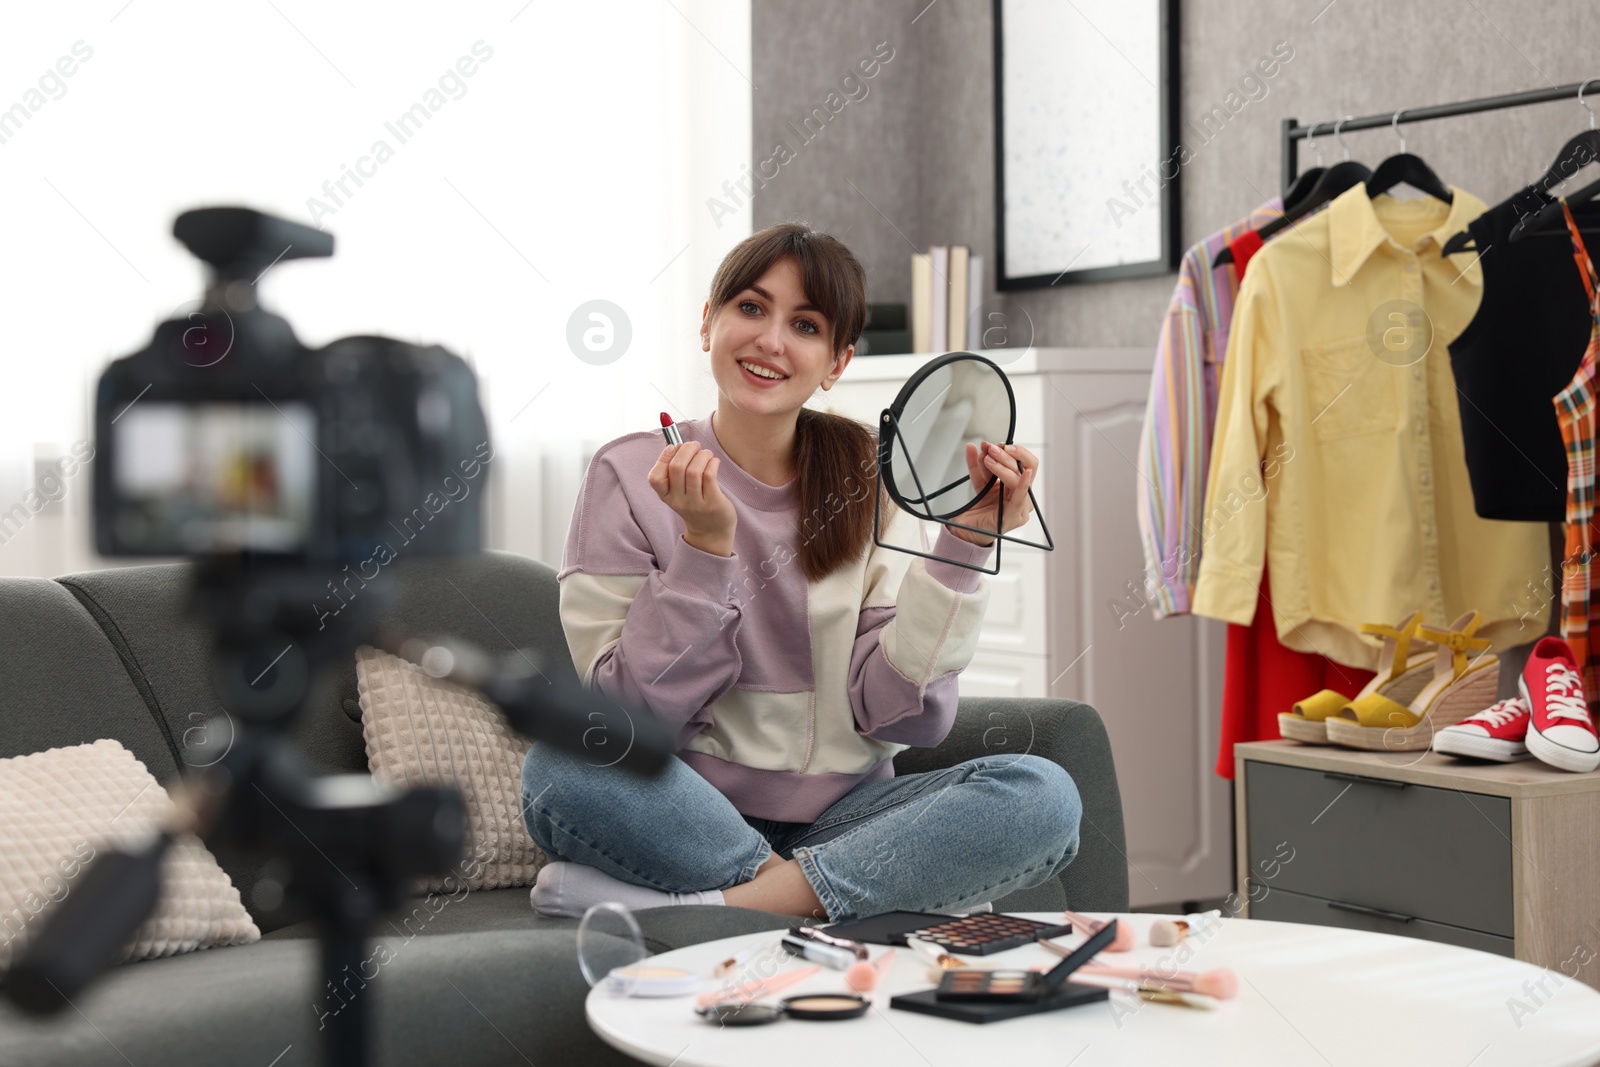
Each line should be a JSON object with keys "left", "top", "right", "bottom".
{"left": 519, "top": 743, "right": 1082, "bottom": 922}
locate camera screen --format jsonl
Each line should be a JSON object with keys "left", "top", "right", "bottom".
{"left": 112, "top": 402, "right": 316, "bottom": 554}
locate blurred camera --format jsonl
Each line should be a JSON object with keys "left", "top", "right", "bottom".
{"left": 93, "top": 206, "right": 486, "bottom": 564}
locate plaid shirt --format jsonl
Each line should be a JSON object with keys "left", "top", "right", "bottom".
{"left": 1555, "top": 199, "right": 1600, "bottom": 710}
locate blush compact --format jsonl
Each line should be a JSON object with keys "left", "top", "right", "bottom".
{"left": 695, "top": 993, "right": 872, "bottom": 1026}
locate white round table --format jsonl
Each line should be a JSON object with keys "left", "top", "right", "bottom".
{"left": 585, "top": 912, "right": 1600, "bottom": 1067}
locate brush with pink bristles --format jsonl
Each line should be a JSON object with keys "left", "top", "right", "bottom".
{"left": 1063, "top": 910, "right": 1134, "bottom": 952}
{"left": 1038, "top": 938, "right": 1237, "bottom": 999}
{"left": 845, "top": 947, "right": 897, "bottom": 992}
{"left": 1078, "top": 963, "right": 1237, "bottom": 1000}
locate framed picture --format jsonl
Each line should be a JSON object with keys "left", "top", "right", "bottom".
{"left": 993, "top": 0, "right": 1180, "bottom": 288}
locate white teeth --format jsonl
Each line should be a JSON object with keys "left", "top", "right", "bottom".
{"left": 740, "top": 360, "right": 787, "bottom": 380}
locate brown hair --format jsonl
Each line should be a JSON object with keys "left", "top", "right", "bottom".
{"left": 706, "top": 222, "right": 892, "bottom": 583}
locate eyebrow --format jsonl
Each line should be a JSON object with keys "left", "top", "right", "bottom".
{"left": 745, "top": 283, "right": 825, "bottom": 316}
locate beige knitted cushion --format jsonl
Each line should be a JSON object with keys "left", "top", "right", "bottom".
{"left": 355, "top": 646, "right": 547, "bottom": 891}
{"left": 0, "top": 739, "right": 259, "bottom": 971}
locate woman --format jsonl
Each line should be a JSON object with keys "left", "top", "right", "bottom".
{"left": 520, "top": 222, "right": 1081, "bottom": 922}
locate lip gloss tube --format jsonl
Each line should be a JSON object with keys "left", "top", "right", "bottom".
{"left": 660, "top": 411, "right": 683, "bottom": 447}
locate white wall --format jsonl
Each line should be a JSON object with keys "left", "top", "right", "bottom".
{"left": 0, "top": 0, "right": 752, "bottom": 577}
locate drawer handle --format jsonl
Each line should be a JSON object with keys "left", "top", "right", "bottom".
{"left": 1322, "top": 772, "right": 1408, "bottom": 790}
{"left": 1327, "top": 900, "right": 1415, "bottom": 924}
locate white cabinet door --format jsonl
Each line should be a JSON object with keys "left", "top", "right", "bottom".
{"left": 1042, "top": 372, "right": 1230, "bottom": 908}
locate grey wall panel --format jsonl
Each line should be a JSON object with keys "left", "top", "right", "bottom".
{"left": 754, "top": 0, "right": 1600, "bottom": 347}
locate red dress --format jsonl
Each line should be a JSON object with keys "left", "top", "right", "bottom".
{"left": 1213, "top": 229, "right": 1375, "bottom": 779}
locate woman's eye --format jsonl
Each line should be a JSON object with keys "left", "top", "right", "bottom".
{"left": 739, "top": 300, "right": 761, "bottom": 315}
{"left": 795, "top": 318, "right": 819, "bottom": 335}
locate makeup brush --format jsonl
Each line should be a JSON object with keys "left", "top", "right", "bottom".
{"left": 1149, "top": 909, "right": 1223, "bottom": 947}
{"left": 845, "top": 947, "right": 897, "bottom": 992}
{"left": 906, "top": 937, "right": 965, "bottom": 970}
{"left": 1077, "top": 963, "right": 1238, "bottom": 1000}
{"left": 696, "top": 964, "right": 821, "bottom": 1010}
{"left": 1070, "top": 972, "right": 1221, "bottom": 1009}
{"left": 1063, "top": 910, "right": 1134, "bottom": 952}
{"left": 1036, "top": 938, "right": 1237, "bottom": 999}
{"left": 713, "top": 941, "right": 769, "bottom": 979}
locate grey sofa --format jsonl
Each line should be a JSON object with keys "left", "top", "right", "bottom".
{"left": 0, "top": 550, "right": 1127, "bottom": 1065}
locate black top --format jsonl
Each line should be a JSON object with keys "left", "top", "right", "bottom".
{"left": 1448, "top": 187, "right": 1600, "bottom": 522}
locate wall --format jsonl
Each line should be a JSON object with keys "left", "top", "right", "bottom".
{"left": 753, "top": 0, "right": 1600, "bottom": 347}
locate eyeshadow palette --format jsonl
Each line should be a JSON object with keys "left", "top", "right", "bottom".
{"left": 903, "top": 912, "right": 1074, "bottom": 956}
{"left": 935, "top": 968, "right": 1045, "bottom": 1002}
{"left": 819, "top": 910, "right": 1074, "bottom": 956}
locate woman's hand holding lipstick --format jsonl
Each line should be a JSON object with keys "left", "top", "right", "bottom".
{"left": 651, "top": 415, "right": 737, "bottom": 557}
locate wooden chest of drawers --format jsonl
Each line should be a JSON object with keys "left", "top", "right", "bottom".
{"left": 1235, "top": 741, "right": 1600, "bottom": 988}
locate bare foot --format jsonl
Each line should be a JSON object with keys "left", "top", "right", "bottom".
{"left": 723, "top": 857, "right": 827, "bottom": 919}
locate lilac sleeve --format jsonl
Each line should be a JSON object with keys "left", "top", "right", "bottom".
{"left": 846, "top": 525, "right": 994, "bottom": 747}
{"left": 557, "top": 451, "right": 745, "bottom": 750}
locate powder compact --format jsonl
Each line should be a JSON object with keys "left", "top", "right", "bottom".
{"left": 603, "top": 965, "right": 702, "bottom": 997}
{"left": 695, "top": 993, "right": 872, "bottom": 1026}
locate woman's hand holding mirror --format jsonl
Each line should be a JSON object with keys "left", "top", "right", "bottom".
{"left": 944, "top": 441, "right": 1038, "bottom": 546}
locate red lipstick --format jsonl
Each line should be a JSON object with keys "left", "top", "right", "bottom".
{"left": 660, "top": 411, "right": 683, "bottom": 447}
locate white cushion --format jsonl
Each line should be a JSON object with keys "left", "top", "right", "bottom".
{"left": 0, "top": 739, "right": 259, "bottom": 971}
{"left": 355, "top": 646, "right": 548, "bottom": 891}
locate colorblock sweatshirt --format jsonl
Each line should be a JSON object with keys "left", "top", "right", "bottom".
{"left": 556, "top": 411, "right": 996, "bottom": 824}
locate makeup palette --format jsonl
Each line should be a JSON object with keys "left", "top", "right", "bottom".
{"left": 934, "top": 919, "right": 1120, "bottom": 1003}
{"left": 905, "top": 912, "right": 1075, "bottom": 956}
{"left": 821, "top": 910, "right": 1076, "bottom": 957}
{"left": 888, "top": 920, "right": 1120, "bottom": 1023}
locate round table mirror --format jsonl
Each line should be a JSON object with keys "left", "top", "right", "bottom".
{"left": 879, "top": 351, "right": 1016, "bottom": 522}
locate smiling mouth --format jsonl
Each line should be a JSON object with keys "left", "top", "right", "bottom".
{"left": 738, "top": 359, "right": 788, "bottom": 382}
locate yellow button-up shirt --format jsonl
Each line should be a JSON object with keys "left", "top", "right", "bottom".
{"left": 1191, "top": 183, "right": 1548, "bottom": 669}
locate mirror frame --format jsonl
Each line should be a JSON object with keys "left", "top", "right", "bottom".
{"left": 873, "top": 351, "right": 1054, "bottom": 575}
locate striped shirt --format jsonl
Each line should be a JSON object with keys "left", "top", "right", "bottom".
{"left": 1137, "top": 199, "right": 1283, "bottom": 619}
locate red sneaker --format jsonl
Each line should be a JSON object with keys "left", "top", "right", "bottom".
{"left": 1432, "top": 698, "right": 1532, "bottom": 762}
{"left": 1519, "top": 637, "right": 1600, "bottom": 773}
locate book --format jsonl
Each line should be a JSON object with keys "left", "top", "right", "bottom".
{"left": 968, "top": 254, "right": 984, "bottom": 349}
{"left": 910, "top": 253, "right": 932, "bottom": 354}
{"left": 929, "top": 245, "right": 949, "bottom": 353}
{"left": 947, "top": 245, "right": 969, "bottom": 350}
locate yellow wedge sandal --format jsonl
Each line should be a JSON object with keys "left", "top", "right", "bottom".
{"left": 1324, "top": 611, "right": 1501, "bottom": 752}
{"left": 1277, "top": 611, "right": 1438, "bottom": 744}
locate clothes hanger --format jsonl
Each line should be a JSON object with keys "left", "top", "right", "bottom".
{"left": 1510, "top": 78, "right": 1600, "bottom": 243}
{"left": 1282, "top": 123, "right": 1328, "bottom": 215}
{"left": 1447, "top": 79, "right": 1600, "bottom": 253}
{"left": 1216, "top": 117, "right": 1368, "bottom": 266}
{"left": 1365, "top": 109, "right": 1454, "bottom": 204}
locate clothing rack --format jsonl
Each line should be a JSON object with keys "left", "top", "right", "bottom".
{"left": 1281, "top": 80, "right": 1599, "bottom": 191}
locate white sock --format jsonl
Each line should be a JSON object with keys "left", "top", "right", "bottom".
{"left": 530, "top": 861, "right": 726, "bottom": 919}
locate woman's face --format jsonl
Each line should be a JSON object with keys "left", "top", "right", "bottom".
{"left": 701, "top": 256, "right": 852, "bottom": 414}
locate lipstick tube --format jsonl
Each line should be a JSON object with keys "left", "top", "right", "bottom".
{"left": 660, "top": 411, "right": 683, "bottom": 447}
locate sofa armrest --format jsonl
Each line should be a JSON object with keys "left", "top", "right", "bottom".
{"left": 890, "top": 697, "right": 1129, "bottom": 913}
